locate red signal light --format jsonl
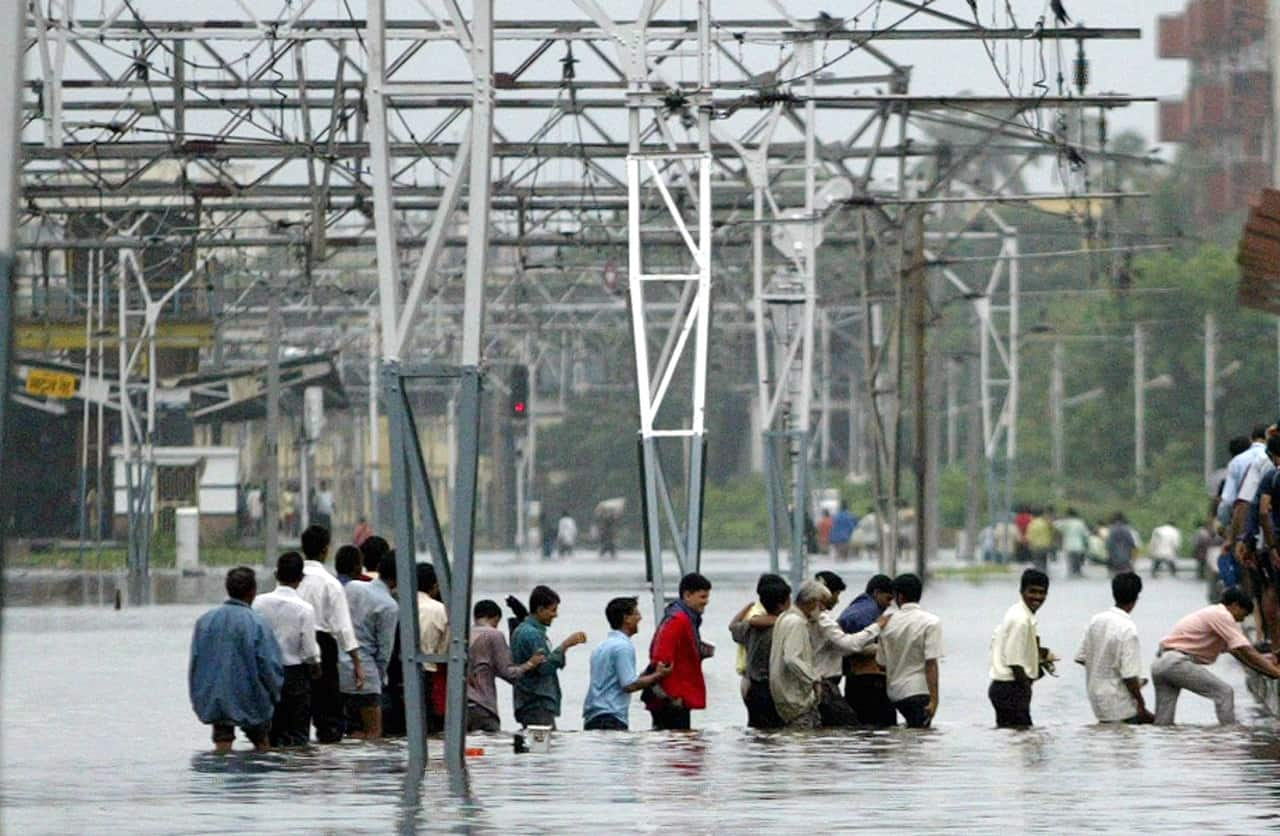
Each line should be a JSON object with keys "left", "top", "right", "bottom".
{"left": 514, "top": 401, "right": 526, "bottom": 414}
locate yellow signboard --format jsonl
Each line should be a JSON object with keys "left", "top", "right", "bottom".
{"left": 25, "top": 369, "right": 79, "bottom": 399}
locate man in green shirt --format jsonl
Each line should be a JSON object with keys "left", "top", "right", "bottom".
{"left": 510, "top": 585, "right": 587, "bottom": 727}
{"left": 1055, "top": 508, "right": 1091, "bottom": 577}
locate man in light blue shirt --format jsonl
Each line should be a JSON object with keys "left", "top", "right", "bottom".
{"left": 583, "top": 597, "right": 670, "bottom": 731}
{"left": 339, "top": 555, "right": 399, "bottom": 739}
{"left": 1218, "top": 425, "right": 1270, "bottom": 526}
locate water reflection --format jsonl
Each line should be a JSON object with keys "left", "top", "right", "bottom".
{"left": 7, "top": 565, "right": 1280, "bottom": 832}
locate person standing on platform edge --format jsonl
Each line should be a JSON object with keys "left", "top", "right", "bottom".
{"left": 467, "top": 600, "right": 544, "bottom": 732}
{"left": 510, "top": 585, "right": 587, "bottom": 728}
{"left": 252, "top": 552, "right": 321, "bottom": 747}
{"left": 583, "top": 597, "right": 672, "bottom": 731}
{"left": 1075, "top": 572, "right": 1154, "bottom": 724}
{"left": 875, "top": 573, "right": 942, "bottom": 728}
{"left": 189, "top": 567, "right": 284, "bottom": 752}
{"left": 838, "top": 574, "right": 897, "bottom": 727}
{"left": 645, "top": 573, "right": 714, "bottom": 730}
{"left": 297, "top": 525, "right": 364, "bottom": 743}
{"left": 988, "top": 568, "right": 1055, "bottom": 728}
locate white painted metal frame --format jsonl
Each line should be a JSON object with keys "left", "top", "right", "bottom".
{"left": 627, "top": 154, "right": 712, "bottom": 442}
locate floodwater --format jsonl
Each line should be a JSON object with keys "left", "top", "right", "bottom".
{"left": 5, "top": 552, "right": 1280, "bottom": 834}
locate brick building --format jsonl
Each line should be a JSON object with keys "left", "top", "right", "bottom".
{"left": 1157, "top": 0, "right": 1273, "bottom": 221}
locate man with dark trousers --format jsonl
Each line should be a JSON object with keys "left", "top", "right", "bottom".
{"left": 645, "top": 572, "right": 714, "bottom": 730}
{"left": 838, "top": 574, "right": 896, "bottom": 726}
{"left": 296, "top": 524, "right": 363, "bottom": 742}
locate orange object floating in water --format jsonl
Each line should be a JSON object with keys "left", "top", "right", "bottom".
{"left": 465, "top": 747, "right": 485, "bottom": 757}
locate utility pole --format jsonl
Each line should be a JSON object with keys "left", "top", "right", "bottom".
{"left": 1205, "top": 312, "right": 1216, "bottom": 488}
{"left": 908, "top": 208, "right": 928, "bottom": 579}
{"left": 367, "top": 311, "right": 380, "bottom": 528}
{"left": 945, "top": 356, "right": 958, "bottom": 466}
{"left": 1050, "top": 338, "right": 1064, "bottom": 494}
{"left": 964, "top": 334, "right": 982, "bottom": 561}
{"left": 264, "top": 277, "right": 282, "bottom": 564}
{"left": 1134, "top": 323, "right": 1145, "bottom": 496}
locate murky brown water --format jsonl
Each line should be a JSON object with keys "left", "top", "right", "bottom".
{"left": 5, "top": 553, "right": 1278, "bottom": 833}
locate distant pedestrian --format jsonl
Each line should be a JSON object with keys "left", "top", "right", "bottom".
{"left": 252, "top": 552, "right": 321, "bottom": 747}
{"left": 645, "top": 572, "right": 713, "bottom": 730}
{"left": 988, "top": 568, "right": 1053, "bottom": 729}
{"left": 313, "top": 480, "right": 336, "bottom": 533}
{"left": 838, "top": 574, "right": 897, "bottom": 727}
{"left": 597, "top": 513, "right": 618, "bottom": 560}
{"left": 816, "top": 509, "right": 833, "bottom": 553}
{"left": 247, "top": 485, "right": 263, "bottom": 537}
{"left": 876, "top": 573, "right": 942, "bottom": 728}
{"left": 1148, "top": 522, "right": 1182, "bottom": 578}
{"left": 1075, "top": 572, "right": 1153, "bottom": 724}
{"left": 1152, "top": 588, "right": 1280, "bottom": 725}
{"left": 557, "top": 511, "right": 578, "bottom": 558}
{"left": 769, "top": 581, "right": 828, "bottom": 729}
{"left": 583, "top": 597, "right": 671, "bottom": 731}
{"left": 297, "top": 525, "right": 364, "bottom": 743}
{"left": 1192, "top": 519, "right": 1221, "bottom": 581}
{"left": 829, "top": 503, "right": 857, "bottom": 561}
{"left": 510, "top": 585, "right": 587, "bottom": 728}
{"left": 1026, "top": 510, "right": 1053, "bottom": 572}
{"left": 339, "top": 557, "right": 398, "bottom": 739}
{"left": 1054, "top": 508, "right": 1090, "bottom": 577}
{"left": 730, "top": 576, "right": 791, "bottom": 729}
{"left": 1106, "top": 514, "right": 1140, "bottom": 576}
{"left": 467, "top": 600, "right": 543, "bottom": 732}
{"left": 189, "top": 567, "right": 284, "bottom": 753}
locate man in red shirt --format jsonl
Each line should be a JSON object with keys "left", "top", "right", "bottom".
{"left": 645, "top": 572, "right": 713, "bottom": 730}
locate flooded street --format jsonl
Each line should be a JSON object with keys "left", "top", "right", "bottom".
{"left": 5, "top": 553, "right": 1279, "bottom": 833}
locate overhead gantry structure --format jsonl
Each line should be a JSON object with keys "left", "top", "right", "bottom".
{"left": 17, "top": 0, "right": 1152, "bottom": 775}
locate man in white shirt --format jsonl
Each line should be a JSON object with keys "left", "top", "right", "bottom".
{"left": 1075, "top": 572, "right": 1153, "bottom": 724}
{"left": 811, "top": 570, "right": 888, "bottom": 726}
{"left": 988, "top": 568, "right": 1053, "bottom": 728}
{"left": 417, "top": 561, "right": 449, "bottom": 732}
{"left": 297, "top": 524, "right": 363, "bottom": 743}
{"left": 253, "top": 551, "right": 321, "bottom": 746}
{"left": 875, "top": 573, "right": 942, "bottom": 728}
{"left": 1148, "top": 523, "right": 1183, "bottom": 578}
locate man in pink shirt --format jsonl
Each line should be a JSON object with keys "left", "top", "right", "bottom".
{"left": 1152, "top": 588, "right": 1280, "bottom": 725}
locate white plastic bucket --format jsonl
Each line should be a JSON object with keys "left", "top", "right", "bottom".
{"left": 526, "top": 725, "right": 553, "bottom": 753}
